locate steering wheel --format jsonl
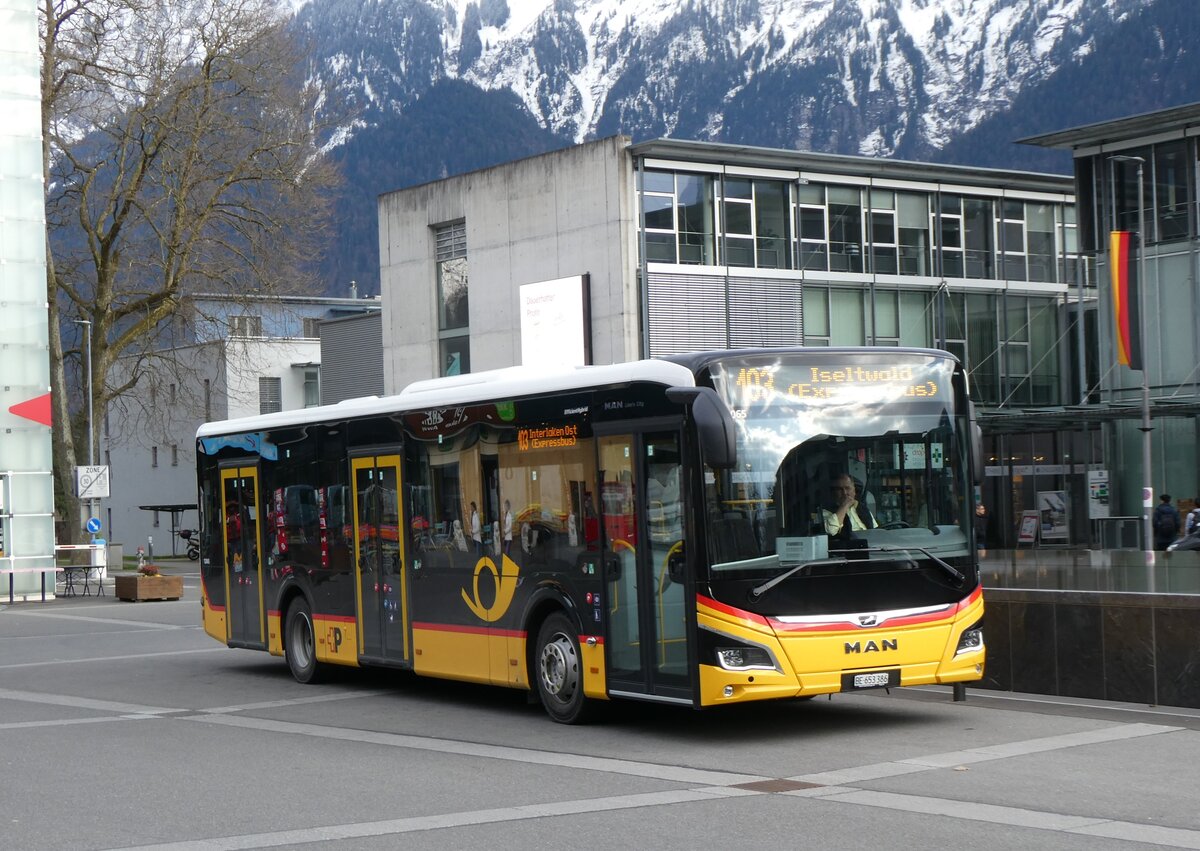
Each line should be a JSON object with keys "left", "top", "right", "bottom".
{"left": 882, "top": 521, "right": 911, "bottom": 530}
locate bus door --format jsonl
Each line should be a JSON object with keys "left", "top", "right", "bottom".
{"left": 220, "top": 465, "right": 264, "bottom": 647}
{"left": 351, "top": 454, "right": 409, "bottom": 663}
{"left": 597, "top": 430, "right": 694, "bottom": 705}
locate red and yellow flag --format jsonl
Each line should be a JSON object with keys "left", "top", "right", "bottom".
{"left": 1109, "top": 230, "right": 1142, "bottom": 370}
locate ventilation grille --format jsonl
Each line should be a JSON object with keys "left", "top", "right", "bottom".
{"left": 647, "top": 272, "right": 803, "bottom": 356}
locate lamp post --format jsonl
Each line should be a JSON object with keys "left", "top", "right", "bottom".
{"left": 72, "top": 318, "right": 95, "bottom": 537}
{"left": 1109, "top": 155, "right": 1153, "bottom": 555}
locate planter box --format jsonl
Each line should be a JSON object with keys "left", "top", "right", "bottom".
{"left": 115, "top": 574, "right": 183, "bottom": 602}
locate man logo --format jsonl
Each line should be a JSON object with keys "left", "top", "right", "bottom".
{"left": 844, "top": 638, "right": 898, "bottom": 654}
{"left": 857, "top": 614, "right": 878, "bottom": 627}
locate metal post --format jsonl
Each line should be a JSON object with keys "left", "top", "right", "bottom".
{"left": 73, "top": 319, "right": 96, "bottom": 535}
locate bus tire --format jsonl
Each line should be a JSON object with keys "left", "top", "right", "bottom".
{"left": 284, "top": 596, "right": 323, "bottom": 684}
{"left": 534, "top": 612, "right": 592, "bottom": 724}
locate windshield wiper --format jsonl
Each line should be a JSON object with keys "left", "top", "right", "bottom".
{"left": 871, "top": 544, "right": 965, "bottom": 586}
{"left": 749, "top": 557, "right": 848, "bottom": 600}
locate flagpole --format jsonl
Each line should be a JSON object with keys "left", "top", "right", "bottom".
{"left": 1110, "top": 154, "right": 1152, "bottom": 556}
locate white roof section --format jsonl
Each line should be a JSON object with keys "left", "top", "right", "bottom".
{"left": 196, "top": 359, "right": 697, "bottom": 439}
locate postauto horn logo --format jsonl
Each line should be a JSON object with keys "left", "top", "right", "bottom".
{"left": 461, "top": 552, "right": 521, "bottom": 622}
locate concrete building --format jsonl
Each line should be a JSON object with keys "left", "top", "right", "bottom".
{"left": 1022, "top": 102, "right": 1200, "bottom": 539}
{"left": 379, "top": 136, "right": 1088, "bottom": 547}
{"left": 102, "top": 294, "right": 379, "bottom": 556}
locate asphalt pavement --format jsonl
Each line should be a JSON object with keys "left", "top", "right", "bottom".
{"left": 2, "top": 563, "right": 1199, "bottom": 850}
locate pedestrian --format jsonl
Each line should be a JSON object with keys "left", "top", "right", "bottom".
{"left": 503, "top": 500, "right": 513, "bottom": 554}
{"left": 1186, "top": 499, "right": 1200, "bottom": 537}
{"left": 974, "top": 502, "right": 989, "bottom": 552}
{"left": 470, "top": 501, "right": 483, "bottom": 556}
{"left": 1151, "top": 493, "right": 1182, "bottom": 551}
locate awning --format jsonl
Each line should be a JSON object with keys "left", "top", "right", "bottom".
{"left": 979, "top": 399, "right": 1200, "bottom": 434}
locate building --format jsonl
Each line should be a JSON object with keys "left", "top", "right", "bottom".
{"left": 102, "top": 293, "right": 379, "bottom": 555}
{"left": 379, "top": 136, "right": 1089, "bottom": 547}
{"left": 0, "top": 1, "right": 56, "bottom": 599}
{"left": 1021, "top": 102, "right": 1200, "bottom": 541}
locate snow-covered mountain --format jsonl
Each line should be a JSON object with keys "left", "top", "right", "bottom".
{"left": 293, "top": 0, "right": 1199, "bottom": 294}
{"left": 298, "top": 0, "right": 1153, "bottom": 159}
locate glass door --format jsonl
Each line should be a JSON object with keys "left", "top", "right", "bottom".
{"left": 220, "top": 466, "right": 263, "bottom": 647}
{"left": 352, "top": 454, "right": 409, "bottom": 662}
{"left": 599, "top": 430, "right": 692, "bottom": 703}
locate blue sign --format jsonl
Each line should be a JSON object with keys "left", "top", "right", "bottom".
{"left": 86, "top": 517, "right": 102, "bottom": 534}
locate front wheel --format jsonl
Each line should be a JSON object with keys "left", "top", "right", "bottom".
{"left": 284, "top": 596, "right": 324, "bottom": 684}
{"left": 187, "top": 544, "right": 200, "bottom": 560}
{"left": 534, "top": 613, "right": 593, "bottom": 724}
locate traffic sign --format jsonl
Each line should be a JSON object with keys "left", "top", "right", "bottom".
{"left": 86, "top": 517, "right": 102, "bottom": 534}
{"left": 76, "top": 465, "right": 110, "bottom": 499}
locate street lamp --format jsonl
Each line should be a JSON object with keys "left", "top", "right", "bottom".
{"left": 1109, "top": 154, "right": 1152, "bottom": 556}
{"left": 72, "top": 318, "right": 95, "bottom": 539}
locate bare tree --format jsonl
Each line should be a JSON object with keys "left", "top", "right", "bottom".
{"left": 41, "top": 0, "right": 338, "bottom": 537}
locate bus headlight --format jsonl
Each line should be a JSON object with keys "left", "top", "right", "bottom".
{"left": 716, "top": 645, "right": 774, "bottom": 671}
{"left": 955, "top": 622, "right": 984, "bottom": 656}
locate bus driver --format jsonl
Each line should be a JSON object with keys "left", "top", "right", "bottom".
{"left": 822, "top": 473, "right": 877, "bottom": 538}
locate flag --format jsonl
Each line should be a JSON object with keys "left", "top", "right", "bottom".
{"left": 1109, "top": 230, "right": 1142, "bottom": 370}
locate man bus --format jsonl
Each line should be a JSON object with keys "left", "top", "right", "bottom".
{"left": 196, "top": 347, "right": 984, "bottom": 722}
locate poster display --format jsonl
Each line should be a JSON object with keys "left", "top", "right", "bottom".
{"left": 1087, "top": 470, "right": 1110, "bottom": 519}
{"left": 1037, "top": 490, "right": 1069, "bottom": 541}
{"left": 1017, "top": 510, "right": 1040, "bottom": 545}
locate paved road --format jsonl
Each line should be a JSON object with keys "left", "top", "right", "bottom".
{"left": 3, "top": 567, "right": 1199, "bottom": 851}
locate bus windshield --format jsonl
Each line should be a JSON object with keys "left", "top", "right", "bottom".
{"left": 701, "top": 352, "right": 975, "bottom": 609}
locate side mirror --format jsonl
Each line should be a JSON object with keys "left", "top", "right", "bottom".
{"left": 666, "top": 386, "right": 736, "bottom": 469}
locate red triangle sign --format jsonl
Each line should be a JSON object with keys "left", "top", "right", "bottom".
{"left": 9, "top": 393, "right": 53, "bottom": 427}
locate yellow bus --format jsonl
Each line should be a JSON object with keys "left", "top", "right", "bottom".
{"left": 196, "top": 347, "right": 984, "bottom": 722}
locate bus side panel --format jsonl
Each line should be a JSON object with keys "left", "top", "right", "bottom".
{"left": 266, "top": 609, "right": 283, "bottom": 656}
{"left": 314, "top": 614, "right": 360, "bottom": 667}
{"left": 202, "top": 595, "right": 227, "bottom": 645}
{"left": 412, "top": 624, "right": 492, "bottom": 684}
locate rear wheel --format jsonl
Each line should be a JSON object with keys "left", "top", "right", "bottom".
{"left": 534, "top": 613, "right": 593, "bottom": 724}
{"left": 285, "top": 596, "right": 323, "bottom": 684}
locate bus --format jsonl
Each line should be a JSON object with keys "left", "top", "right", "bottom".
{"left": 195, "top": 347, "right": 985, "bottom": 722}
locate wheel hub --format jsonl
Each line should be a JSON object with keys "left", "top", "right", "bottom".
{"left": 540, "top": 634, "right": 578, "bottom": 701}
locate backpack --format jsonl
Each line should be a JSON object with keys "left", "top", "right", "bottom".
{"left": 1154, "top": 504, "right": 1179, "bottom": 536}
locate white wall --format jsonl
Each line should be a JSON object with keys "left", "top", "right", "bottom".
{"left": 103, "top": 338, "right": 319, "bottom": 555}
{"left": 378, "top": 136, "right": 639, "bottom": 392}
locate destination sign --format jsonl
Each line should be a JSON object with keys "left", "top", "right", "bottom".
{"left": 714, "top": 356, "right": 953, "bottom": 410}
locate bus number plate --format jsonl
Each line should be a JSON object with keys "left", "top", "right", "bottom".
{"left": 842, "top": 669, "right": 899, "bottom": 690}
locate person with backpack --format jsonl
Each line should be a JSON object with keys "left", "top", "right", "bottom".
{"left": 1152, "top": 493, "right": 1182, "bottom": 551}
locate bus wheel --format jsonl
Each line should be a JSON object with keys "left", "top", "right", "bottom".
{"left": 535, "top": 613, "right": 591, "bottom": 724}
{"left": 285, "top": 597, "right": 323, "bottom": 684}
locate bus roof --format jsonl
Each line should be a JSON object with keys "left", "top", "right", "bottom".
{"left": 196, "top": 358, "right": 697, "bottom": 439}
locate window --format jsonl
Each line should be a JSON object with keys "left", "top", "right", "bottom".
{"left": 171, "top": 444, "right": 179, "bottom": 466}
{"left": 203, "top": 379, "right": 212, "bottom": 421}
{"left": 897, "top": 193, "right": 931, "bottom": 275}
{"left": 259, "top": 377, "right": 282, "bottom": 414}
{"left": 153, "top": 509, "right": 159, "bottom": 527}
{"left": 797, "top": 183, "right": 828, "bottom": 271}
{"left": 640, "top": 170, "right": 678, "bottom": 263}
{"left": 828, "top": 186, "right": 863, "bottom": 273}
{"left": 435, "top": 221, "right": 469, "bottom": 376}
{"left": 303, "top": 367, "right": 320, "bottom": 408}
{"left": 1155, "top": 141, "right": 1190, "bottom": 242}
{"left": 802, "top": 285, "right": 830, "bottom": 345}
{"left": 939, "top": 194, "right": 964, "bottom": 277}
{"left": 230, "top": 315, "right": 263, "bottom": 337}
{"left": 1000, "top": 199, "right": 1027, "bottom": 281}
{"left": 169, "top": 383, "right": 177, "bottom": 404}
{"left": 868, "top": 190, "right": 897, "bottom": 275}
{"left": 717, "top": 177, "right": 792, "bottom": 269}
{"left": 302, "top": 317, "right": 322, "bottom": 338}
{"left": 151, "top": 447, "right": 158, "bottom": 468}
{"left": 1026, "top": 203, "right": 1057, "bottom": 283}
{"left": 963, "top": 198, "right": 994, "bottom": 279}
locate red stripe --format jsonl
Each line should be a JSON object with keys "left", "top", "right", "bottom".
{"left": 412, "top": 621, "right": 527, "bottom": 638}
{"left": 697, "top": 595, "right": 771, "bottom": 626}
{"left": 314, "top": 614, "right": 357, "bottom": 624}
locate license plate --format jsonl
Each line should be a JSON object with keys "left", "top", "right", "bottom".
{"left": 853, "top": 672, "right": 890, "bottom": 688}
{"left": 841, "top": 669, "right": 899, "bottom": 691}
